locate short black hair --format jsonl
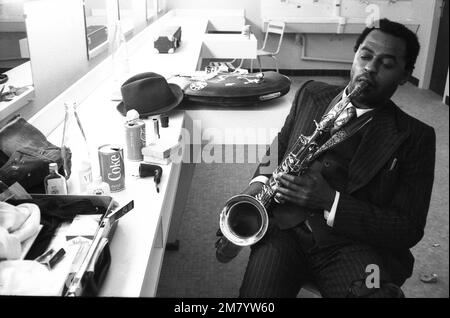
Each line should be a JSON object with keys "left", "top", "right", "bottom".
{"left": 354, "top": 18, "right": 420, "bottom": 72}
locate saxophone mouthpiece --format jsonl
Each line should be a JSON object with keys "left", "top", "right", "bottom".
{"left": 356, "top": 80, "right": 369, "bottom": 91}
{"left": 349, "top": 80, "right": 369, "bottom": 99}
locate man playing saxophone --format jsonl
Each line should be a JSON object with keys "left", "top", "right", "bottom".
{"left": 216, "top": 19, "right": 436, "bottom": 298}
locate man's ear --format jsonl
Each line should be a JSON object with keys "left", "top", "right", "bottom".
{"left": 399, "top": 69, "right": 412, "bottom": 85}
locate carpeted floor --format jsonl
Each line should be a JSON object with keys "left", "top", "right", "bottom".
{"left": 156, "top": 76, "right": 449, "bottom": 298}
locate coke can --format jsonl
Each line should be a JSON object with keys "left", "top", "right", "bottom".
{"left": 98, "top": 144, "right": 125, "bottom": 192}
{"left": 124, "top": 119, "right": 146, "bottom": 161}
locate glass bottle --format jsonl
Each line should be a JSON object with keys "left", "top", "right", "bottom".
{"left": 110, "top": 19, "right": 130, "bottom": 100}
{"left": 61, "top": 102, "right": 93, "bottom": 194}
{"left": 86, "top": 175, "right": 111, "bottom": 196}
{"left": 44, "top": 163, "right": 68, "bottom": 195}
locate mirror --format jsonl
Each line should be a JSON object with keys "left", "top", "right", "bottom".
{"left": 0, "top": 0, "right": 33, "bottom": 103}
{"left": 83, "top": 0, "right": 109, "bottom": 60}
{"left": 117, "top": 0, "right": 147, "bottom": 40}
{"left": 146, "top": 0, "right": 157, "bottom": 23}
{"left": 157, "top": 0, "right": 166, "bottom": 13}
{"left": 118, "top": 0, "right": 134, "bottom": 39}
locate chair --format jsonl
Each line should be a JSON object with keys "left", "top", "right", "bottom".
{"left": 251, "top": 21, "right": 285, "bottom": 73}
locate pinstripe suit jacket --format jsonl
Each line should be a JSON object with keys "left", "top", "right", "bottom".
{"left": 254, "top": 81, "right": 436, "bottom": 283}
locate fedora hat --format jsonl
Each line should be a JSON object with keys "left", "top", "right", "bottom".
{"left": 117, "top": 72, "right": 183, "bottom": 118}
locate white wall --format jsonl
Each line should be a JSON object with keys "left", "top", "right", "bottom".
{"left": 413, "top": 0, "right": 442, "bottom": 89}
{"left": 0, "top": 0, "right": 26, "bottom": 19}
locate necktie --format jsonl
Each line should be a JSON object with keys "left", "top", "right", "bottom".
{"left": 331, "top": 106, "right": 356, "bottom": 134}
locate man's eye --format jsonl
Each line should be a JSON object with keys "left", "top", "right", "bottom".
{"left": 382, "top": 61, "right": 396, "bottom": 69}
{"left": 359, "top": 54, "right": 371, "bottom": 60}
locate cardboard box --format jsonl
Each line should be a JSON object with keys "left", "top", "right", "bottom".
{"left": 141, "top": 139, "right": 181, "bottom": 159}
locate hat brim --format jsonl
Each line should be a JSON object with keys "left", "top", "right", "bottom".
{"left": 117, "top": 83, "right": 184, "bottom": 118}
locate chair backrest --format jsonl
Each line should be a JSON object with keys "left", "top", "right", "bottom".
{"left": 260, "top": 21, "right": 285, "bottom": 55}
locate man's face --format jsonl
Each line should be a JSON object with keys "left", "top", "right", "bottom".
{"left": 349, "top": 30, "right": 411, "bottom": 107}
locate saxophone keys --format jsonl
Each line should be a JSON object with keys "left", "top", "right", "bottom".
{"left": 313, "top": 120, "right": 319, "bottom": 129}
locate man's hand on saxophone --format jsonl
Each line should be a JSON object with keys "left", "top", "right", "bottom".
{"left": 241, "top": 181, "right": 265, "bottom": 198}
{"left": 273, "top": 168, "right": 336, "bottom": 211}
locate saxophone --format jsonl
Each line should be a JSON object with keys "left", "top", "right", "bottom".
{"left": 216, "top": 81, "right": 368, "bottom": 262}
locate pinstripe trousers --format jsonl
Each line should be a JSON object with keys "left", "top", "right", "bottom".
{"left": 238, "top": 221, "right": 403, "bottom": 298}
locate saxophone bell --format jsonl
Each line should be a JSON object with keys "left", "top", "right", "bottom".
{"left": 219, "top": 194, "right": 269, "bottom": 247}
{"left": 216, "top": 194, "right": 269, "bottom": 263}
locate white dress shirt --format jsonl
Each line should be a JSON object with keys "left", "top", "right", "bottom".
{"left": 250, "top": 90, "right": 373, "bottom": 228}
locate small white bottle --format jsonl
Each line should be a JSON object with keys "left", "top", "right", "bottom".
{"left": 44, "top": 163, "right": 68, "bottom": 195}
{"left": 61, "top": 102, "right": 93, "bottom": 194}
{"left": 86, "top": 175, "right": 111, "bottom": 196}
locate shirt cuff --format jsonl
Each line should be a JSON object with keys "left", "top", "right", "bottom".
{"left": 324, "top": 191, "right": 340, "bottom": 227}
{"left": 249, "top": 175, "right": 269, "bottom": 185}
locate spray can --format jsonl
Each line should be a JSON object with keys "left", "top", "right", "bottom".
{"left": 153, "top": 118, "right": 160, "bottom": 140}
{"left": 125, "top": 118, "right": 146, "bottom": 161}
{"left": 147, "top": 118, "right": 160, "bottom": 145}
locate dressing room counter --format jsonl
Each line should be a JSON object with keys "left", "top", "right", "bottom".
{"left": 46, "top": 81, "right": 188, "bottom": 297}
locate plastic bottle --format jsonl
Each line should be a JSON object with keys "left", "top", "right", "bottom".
{"left": 86, "top": 175, "right": 111, "bottom": 196}
{"left": 61, "top": 102, "right": 93, "bottom": 194}
{"left": 44, "top": 163, "right": 68, "bottom": 195}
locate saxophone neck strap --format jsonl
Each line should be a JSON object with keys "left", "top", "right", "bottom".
{"left": 324, "top": 89, "right": 345, "bottom": 115}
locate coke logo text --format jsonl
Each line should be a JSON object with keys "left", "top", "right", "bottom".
{"left": 108, "top": 154, "right": 122, "bottom": 181}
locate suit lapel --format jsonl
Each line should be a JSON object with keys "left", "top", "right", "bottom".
{"left": 324, "top": 90, "right": 344, "bottom": 114}
{"left": 307, "top": 89, "right": 343, "bottom": 133}
{"left": 288, "top": 85, "right": 343, "bottom": 149}
{"left": 347, "top": 103, "right": 409, "bottom": 193}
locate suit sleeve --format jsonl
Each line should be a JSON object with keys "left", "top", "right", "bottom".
{"left": 252, "top": 81, "right": 312, "bottom": 179}
{"left": 332, "top": 126, "right": 436, "bottom": 249}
